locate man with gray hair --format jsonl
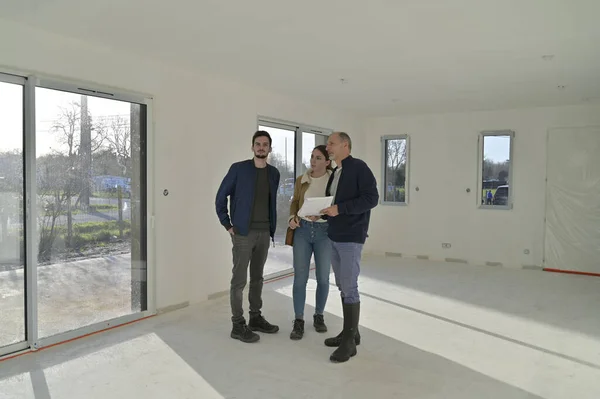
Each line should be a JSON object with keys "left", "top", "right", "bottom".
{"left": 321, "top": 131, "right": 378, "bottom": 362}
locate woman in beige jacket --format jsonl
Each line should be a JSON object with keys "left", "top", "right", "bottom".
{"left": 287, "top": 145, "right": 333, "bottom": 340}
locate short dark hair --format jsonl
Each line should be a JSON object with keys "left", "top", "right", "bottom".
{"left": 252, "top": 130, "right": 272, "bottom": 146}
{"left": 336, "top": 132, "right": 352, "bottom": 151}
{"left": 314, "top": 145, "right": 333, "bottom": 170}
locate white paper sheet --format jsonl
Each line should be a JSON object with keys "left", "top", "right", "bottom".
{"left": 297, "top": 196, "right": 334, "bottom": 217}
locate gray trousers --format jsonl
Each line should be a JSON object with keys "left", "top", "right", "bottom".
{"left": 230, "top": 230, "right": 270, "bottom": 323}
{"left": 331, "top": 241, "right": 363, "bottom": 304}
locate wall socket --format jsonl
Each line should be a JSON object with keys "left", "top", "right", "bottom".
{"left": 442, "top": 243, "right": 451, "bottom": 249}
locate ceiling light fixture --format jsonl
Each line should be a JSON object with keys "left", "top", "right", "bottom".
{"left": 557, "top": 85, "right": 566, "bottom": 90}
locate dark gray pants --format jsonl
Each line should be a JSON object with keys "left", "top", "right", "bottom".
{"left": 230, "top": 230, "right": 270, "bottom": 323}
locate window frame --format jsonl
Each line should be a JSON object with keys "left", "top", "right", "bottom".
{"left": 477, "top": 129, "right": 515, "bottom": 210}
{"left": 256, "top": 116, "right": 332, "bottom": 179}
{"left": 381, "top": 134, "right": 410, "bottom": 206}
{"left": 0, "top": 67, "right": 156, "bottom": 356}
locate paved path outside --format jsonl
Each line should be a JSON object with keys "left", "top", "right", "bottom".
{"left": 0, "top": 254, "right": 137, "bottom": 347}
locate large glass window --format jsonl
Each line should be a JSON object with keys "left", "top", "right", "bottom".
{"left": 0, "top": 71, "right": 151, "bottom": 357}
{"left": 35, "top": 87, "right": 148, "bottom": 339}
{"left": 301, "top": 132, "right": 327, "bottom": 173}
{"left": 257, "top": 120, "right": 332, "bottom": 278}
{"left": 0, "top": 78, "right": 26, "bottom": 352}
{"left": 257, "top": 124, "right": 296, "bottom": 278}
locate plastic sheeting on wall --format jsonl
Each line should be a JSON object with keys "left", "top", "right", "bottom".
{"left": 544, "top": 127, "right": 600, "bottom": 274}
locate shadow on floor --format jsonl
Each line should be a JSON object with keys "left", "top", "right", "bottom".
{"left": 0, "top": 290, "right": 542, "bottom": 399}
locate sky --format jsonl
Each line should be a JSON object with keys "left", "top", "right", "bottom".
{"left": 483, "top": 135, "right": 511, "bottom": 163}
{"left": 1, "top": 81, "right": 130, "bottom": 157}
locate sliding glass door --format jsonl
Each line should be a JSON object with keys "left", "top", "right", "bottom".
{"left": 258, "top": 123, "right": 296, "bottom": 278}
{"left": 257, "top": 120, "right": 331, "bottom": 279}
{"left": 34, "top": 85, "right": 149, "bottom": 342}
{"left": 0, "top": 72, "right": 153, "bottom": 357}
{"left": 0, "top": 75, "right": 27, "bottom": 356}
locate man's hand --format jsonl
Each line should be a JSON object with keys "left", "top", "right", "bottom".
{"left": 289, "top": 217, "right": 300, "bottom": 229}
{"left": 320, "top": 205, "right": 339, "bottom": 217}
{"left": 228, "top": 228, "right": 235, "bottom": 236}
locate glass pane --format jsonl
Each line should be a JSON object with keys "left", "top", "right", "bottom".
{"left": 258, "top": 125, "right": 295, "bottom": 277}
{"left": 35, "top": 88, "right": 147, "bottom": 339}
{"left": 0, "top": 81, "right": 25, "bottom": 349}
{"left": 481, "top": 135, "right": 511, "bottom": 207}
{"left": 302, "top": 132, "right": 327, "bottom": 173}
{"left": 384, "top": 138, "right": 407, "bottom": 203}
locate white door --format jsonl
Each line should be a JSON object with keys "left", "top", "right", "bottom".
{"left": 544, "top": 126, "right": 600, "bottom": 274}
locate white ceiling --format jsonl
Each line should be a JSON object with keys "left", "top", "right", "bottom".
{"left": 2, "top": 0, "right": 600, "bottom": 116}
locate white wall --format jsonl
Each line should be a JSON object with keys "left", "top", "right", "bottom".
{"left": 0, "top": 19, "right": 365, "bottom": 310}
{"left": 364, "top": 104, "right": 600, "bottom": 268}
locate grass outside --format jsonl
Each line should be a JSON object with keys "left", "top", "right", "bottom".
{"left": 37, "top": 220, "right": 131, "bottom": 253}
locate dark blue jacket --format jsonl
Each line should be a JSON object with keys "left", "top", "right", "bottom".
{"left": 215, "top": 159, "right": 281, "bottom": 238}
{"left": 325, "top": 156, "right": 378, "bottom": 244}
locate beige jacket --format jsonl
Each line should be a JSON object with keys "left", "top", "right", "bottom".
{"left": 288, "top": 169, "right": 333, "bottom": 221}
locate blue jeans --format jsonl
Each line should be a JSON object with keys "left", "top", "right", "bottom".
{"left": 331, "top": 241, "right": 363, "bottom": 304}
{"left": 292, "top": 220, "right": 332, "bottom": 319}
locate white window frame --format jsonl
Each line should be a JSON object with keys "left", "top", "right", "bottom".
{"left": 257, "top": 116, "right": 332, "bottom": 179}
{"left": 0, "top": 68, "right": 156, "bottom": 357}
{"left": 381, "top": 134, "right": 410, "bottom": 206}
{"left": 477, "top": 129, "right": 515, "bottom": 210}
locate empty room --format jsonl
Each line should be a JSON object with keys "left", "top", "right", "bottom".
{"left": 1, "top": 1, "right": 600, "bottom": 398}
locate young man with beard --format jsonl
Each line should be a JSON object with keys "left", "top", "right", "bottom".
{"left": 320, "top": 131, "right": 379, "bottom": 362}
{"left": 215, "top": 130, "right": 281, "bottom": 343}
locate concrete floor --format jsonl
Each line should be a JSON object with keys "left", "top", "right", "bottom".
{"left": 1, "top": 256, "right": 599, "bottom": 398}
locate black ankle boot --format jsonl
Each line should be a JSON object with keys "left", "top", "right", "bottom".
{"left": 231, "top": 321, "right": 260, "bottom": 343}
{"left": 313, "top": 314, "right": 327, "bottom": 333}
{"left": 290, "top": 319, "right": 304, "bottom": 340}
{"left": 330, "top": 302, "right": 360, "bottom": 363}
{"left": 324, "top": 297, "right": 360, "bottom": 347}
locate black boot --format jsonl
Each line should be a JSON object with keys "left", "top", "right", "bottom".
{"left": 324, "top": 297, "right": 360, "bottom": 347}
{"left": 290, "top": 319, "right": 305, "bottom": 340}
{"left": 329, "top": 302, "right": 360, "bottom": 363}
{"left": 313, "top": 314, "right": 327, "bottom": 333}
{"left": 248, "top": 314, "right": 279, "bottom": 333}
{"left": 231, "top": 321, "right": 260, "bottom": 343}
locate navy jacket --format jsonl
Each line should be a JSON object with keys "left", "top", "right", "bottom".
{"left": 215, "top": 160, "right": 281, "bottom": 238}
{"left": 326, "top": 156, "right": 379, "bottom": 244}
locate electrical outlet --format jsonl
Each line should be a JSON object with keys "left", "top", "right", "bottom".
{"left": 442, "top": 243, "right": 451, "bottom": 249}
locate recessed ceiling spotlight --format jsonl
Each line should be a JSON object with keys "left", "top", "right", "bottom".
{"left": 542, "top": 55, "right": 555, "bottom": 61}
{"left": 557, "top": 85, "right": 566, "bottom": 90}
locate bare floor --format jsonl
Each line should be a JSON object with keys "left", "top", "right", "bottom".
{"left": 1, "top": 256, "right": 600, "bottom": 398}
